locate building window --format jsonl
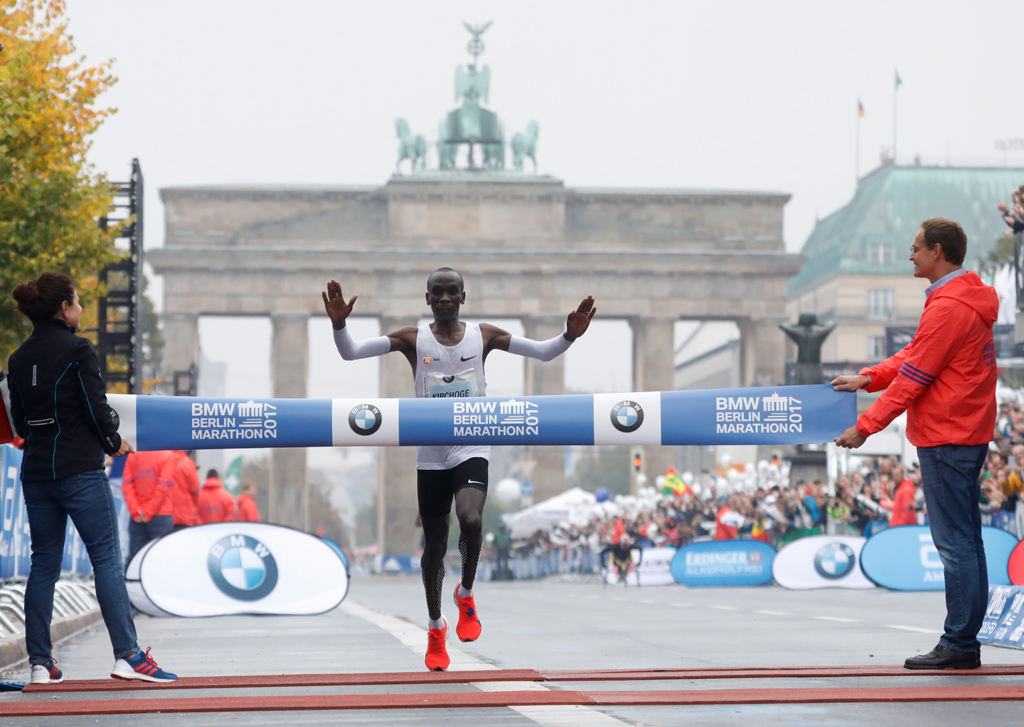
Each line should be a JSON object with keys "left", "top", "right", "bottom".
{"left": 867, "top": 289, "right": 895, "bottom": 320}
{"left": 869, "top": 243, "right": 893, "bottom": 266}
{"left": 868, "top": 336, "right": 887, "bottom": 361}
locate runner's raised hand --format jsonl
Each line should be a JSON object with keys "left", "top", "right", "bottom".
{"left": 565, "top": 296, "right": 596, "bottom": 341}
{"left": 322, "top": 280, "right": 358, "bottom": 329}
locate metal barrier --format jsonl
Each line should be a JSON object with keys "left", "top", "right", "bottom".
{"left": 482, "top": 546, "right": 601, "bottom": 581}
{"left": 0, "top": 580, "right": 98, "bottom": 640}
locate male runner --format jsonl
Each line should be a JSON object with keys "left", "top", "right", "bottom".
{"left": 323, "top": 268, "right": 595, "bottom": 671}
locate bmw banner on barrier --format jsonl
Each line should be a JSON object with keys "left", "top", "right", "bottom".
{"left": 670, "top": 540, "right": 776, "bottom": 587}
{"left": 771, "top": 535, "right": 875, "bottom": 590}
{"left": 125, "top": 522, "right": 349, "bottom": 617}
{"left": 602, "top": 547, "right": 677, "bottom": 587}
{"left": 979, "top": 585, "right": 1024, "bottom": 649}
{"left": 860, "top": 525, "right": 1018, "bottom": 591}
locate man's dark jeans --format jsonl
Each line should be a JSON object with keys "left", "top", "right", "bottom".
{"left": 128, "top": 515, "right": 174, "bottom": 564}
{"left": 917, "top": 443, "right": 989, "bottom": 654}
{"left": 22, "top": 470, "right": 140, "bottom": 665}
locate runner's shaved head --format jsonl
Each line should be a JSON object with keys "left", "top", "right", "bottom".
{"left": 427, "top": 267, "right": 464, "bottom": 291}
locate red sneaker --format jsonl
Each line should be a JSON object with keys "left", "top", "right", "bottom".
{"left": 424, "top": 616, "right": 450, "bottom": 671}
{"left": 453, "top": 587, "right": 482, "bottom": 642}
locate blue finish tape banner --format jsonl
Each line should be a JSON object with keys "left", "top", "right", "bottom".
{"left": 109, "top": 385, "right": 855, "bottom": 451}
{"left": 979, "top": 585, "right": 1024, "bottom": 649}
{"left": 670, "top": 540, "right": 777, "bottom": 587}
{"left": 860, "top": 525, "right": 1018, "bottom": 591}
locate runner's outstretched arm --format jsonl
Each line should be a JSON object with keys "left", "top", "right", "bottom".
{"left": 322, "top": 279, "right": 416, "bottom": 358}
{"left": 483, "top": 296, "right": 596, "bottom": 360}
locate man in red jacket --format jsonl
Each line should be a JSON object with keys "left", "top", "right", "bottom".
{"left": 889, "top": 470, "right": 918, "bottom": 527}
{"left": 167, "top": 451, "right": 201, "bottom": 531}
{"left": 121, "top": 450, "right": 175, "bottom": 562}
{"left": 196, "top": 469, "right": 236, "bottom": 523}
{"left": 236, "top": 483, "right": 261, "bottom": 522}
{"left": 833, "top": 218, "right": 997, "bottom": 670}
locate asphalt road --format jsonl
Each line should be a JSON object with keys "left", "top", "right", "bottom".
{"left": 2, "top": 574, "right": 1023, "bottom": 726}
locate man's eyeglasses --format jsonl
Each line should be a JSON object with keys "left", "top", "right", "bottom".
{"left": 910, "top": 244, "right": 934, "bottom": 256}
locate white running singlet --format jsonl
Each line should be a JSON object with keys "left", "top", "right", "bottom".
{"left": 414, "top": 322, "right": 489, "bottom": 470}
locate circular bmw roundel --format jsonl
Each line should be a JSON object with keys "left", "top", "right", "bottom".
{"left": 349, "top": 404, "right": 382, "bottom": 436}
{"left": 208, "top": 534, "right": 279, "bottom": 601}
{"left": 610, "top": 400, "right": 644, "bottom": 433}
{"left": 814, "top": 542, "right": 856, "bottom": 580}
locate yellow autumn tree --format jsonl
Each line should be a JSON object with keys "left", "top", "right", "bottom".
{"left": 0, "top": 0, "right": 119, "bottom": 360}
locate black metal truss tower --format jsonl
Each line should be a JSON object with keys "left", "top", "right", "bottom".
{"left": 96, "top": 159, "right": 144, "bottom": 394}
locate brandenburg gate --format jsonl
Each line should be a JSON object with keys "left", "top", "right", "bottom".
{"left": 147, "top": 25, "right": 803, "bottom": 556}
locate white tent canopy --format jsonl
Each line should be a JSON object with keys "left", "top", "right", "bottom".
{"left": 504, "top": 487, "right": 598, "bottom": 539}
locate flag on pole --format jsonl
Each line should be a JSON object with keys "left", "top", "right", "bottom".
{"left": 895, "top": 69, "right": 902, "bottom": 89}
{"left": 223, "top": 456, "right": 242, "bottom": 496}
{"left": 858, "top": 98, "right": 865, "bottom": 118}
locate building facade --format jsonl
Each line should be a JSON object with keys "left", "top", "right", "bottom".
{"left": 788, "top": 163, "right": 1024, "bottom": 366}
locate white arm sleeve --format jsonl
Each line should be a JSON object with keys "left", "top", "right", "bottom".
{"left": 333, "top": 325, "right": 392, "bottom": 360}
{"left": 507, "top": 333, "right": 572, "bottom": 362}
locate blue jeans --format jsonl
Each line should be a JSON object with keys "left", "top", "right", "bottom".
{"left": 916, "top": 444, "right": 989, "bottom": 654}
{"left": 23, "top": 470, "right": 139, "bottom": 665}
{"left": 128, "top": 515, "right": 173, "bottom": 564}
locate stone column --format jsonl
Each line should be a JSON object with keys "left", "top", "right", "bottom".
{"left": 631, "top": 317, "right": 676, "bottom": 484}
{"left": 522, "top": 317, "right": 566, "bottom": 503}
{"left": 269, "top": 315, "right": 308, "bottom": 528}
{"left": 162, "top": 312, "right": 199, "bottom": 381}
{"left": 378, "top": 316, "right": 419, "bottom": 558}
{"left": 738, "top": 319, "right": 786, "bottom": 388}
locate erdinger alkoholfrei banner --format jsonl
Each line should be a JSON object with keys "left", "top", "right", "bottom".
{"left": 101, "top": 385, "right": 854, "bottom": 451}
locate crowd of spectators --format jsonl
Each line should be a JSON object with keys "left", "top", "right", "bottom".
{"left": 495, "top": 400, "right": 1024, "bottom": 570}
{"left": 997, "top": 185, "right": 1024, "bottom": 235}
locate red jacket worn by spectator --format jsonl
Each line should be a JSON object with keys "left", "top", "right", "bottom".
{"left": 890, "top": 478, "right": 917, "bottom": 526}
{"left": 236, "top": 493, "right": 260, "bottom": 522}
{"left": 715, "top": 506, "right": 742, "bottom": 540}
{"left": 122, "top": 451, "right": 175, "bottom": 521}
{"left": 197, "top": 475, "right": 235, "bottom": 523}
{"left": 167, "top": 451, "right": 201, "bottom": 527}
{"left": 857, "top": 271, "right": 998, "bottom": 446}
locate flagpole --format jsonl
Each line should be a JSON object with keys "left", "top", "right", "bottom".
{"left": 893, "top": 70, "right": 901, "bottom": 164}
{"left": 893, "top": 86, "right": 897, "bottom": 163}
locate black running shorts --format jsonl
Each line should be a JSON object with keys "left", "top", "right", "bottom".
{"left": 417, "top": 458, "right": 489, "bottom": 518}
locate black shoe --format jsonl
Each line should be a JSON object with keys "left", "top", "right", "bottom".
{"left": 904, "top": 645, "right": 981, "bottom": 670}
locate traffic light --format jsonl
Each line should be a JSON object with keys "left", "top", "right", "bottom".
{"left": 633, "top": 453, "right": 642, "bottom": 473}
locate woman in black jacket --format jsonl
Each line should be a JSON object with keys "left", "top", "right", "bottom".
{"left": 7, "top": 272, "right": 176, "bottom": 684}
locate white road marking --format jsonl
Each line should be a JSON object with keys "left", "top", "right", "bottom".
{"left": 753, "top": 610, "right": 792, "bottom": 616}
{"left": 813, "top": 616, "right": 858, "bottom": 623}
{"left": 885, "top": 624, "right": 943, "bottom": 634}
{"left": 710, "top": 605, "right": 738, "bottom": 611}
{"left": 341, "top": 600, "right": 628, "bottom": 726}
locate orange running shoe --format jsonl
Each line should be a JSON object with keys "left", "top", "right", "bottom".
{"left": 424, "top": 616, "right": 450, "bottom": 671}
{"left": 453, "top": 587, "right": 482, "bottom": 642}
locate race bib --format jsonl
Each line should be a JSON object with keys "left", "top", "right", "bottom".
{"left": 424, "top": 368, "right": 478, "bottom": 398}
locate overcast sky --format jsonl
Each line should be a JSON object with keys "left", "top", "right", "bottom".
{"left": 63, "top": 0, "right": 1024, "bottom": 466}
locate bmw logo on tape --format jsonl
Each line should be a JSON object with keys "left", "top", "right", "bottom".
{"left": 349, "top": 403, "right": 382, "bottom": 436}
{"left": 814, "top": 541, "right": 856, "bottom": 580}
{"left": 208, "top": 534, "right": 279, "bottom": 601}
{"left": 610, "top": 400, "right": 644, "bottom": 433}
